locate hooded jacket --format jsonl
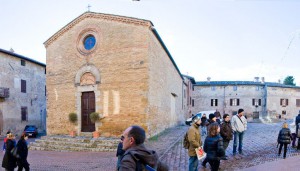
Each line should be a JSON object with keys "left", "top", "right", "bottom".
{"left": 187, "top": 123, "right": 202, "bottom": 156}
{"left": 119, "top": 144, "right": 168, "bottom": 171}
{"left": 278, "top": 128, "right": 292, "bottom": 144}
{"left": 231, "top": 114, "right": 247, "bottom": 132}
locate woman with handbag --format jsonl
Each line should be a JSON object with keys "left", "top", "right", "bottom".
{"left": 16, "top": 133, "right": 30, "bottom": 171}
{"left": 204, "top": 123, "right": 225, "bottom": 171}
{"left": 2, "top": 133, "right": 17, "bottom": 171}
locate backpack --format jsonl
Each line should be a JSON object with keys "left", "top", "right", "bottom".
{"left": 183, "top": 132, "right": 190, "bottom": 149}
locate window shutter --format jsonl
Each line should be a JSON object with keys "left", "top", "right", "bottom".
{"left": 211, "top": 99, "right": 213, "bottom": 106}
{"left": 230, "top": 99, "right": 233, "bottom": 106}
{"left": 216, "top": 99, "right": 218, "bottom": 106}
{"left": 252, "top": 99, "right": 255, "bottom": 106}
{"left": 280, "top": 99, "right": 282, "bottom": 106}
{"left": 259, "top": 99, "right": 261, "bottom": 106}
{"left": 237, "top": 99, "right": 240, "bottom": 106}
{"left": 286, "top": 99, "right": 289, "bottom": 106}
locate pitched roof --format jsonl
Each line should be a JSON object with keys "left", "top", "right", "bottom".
{"left": 195, "top": 81, "right": 300, "bottom": 88}
{"left": 182, "top": 74, "right": 196, "bottom": 84}
{"left": 0, "top": 48, "right": 46, "bottom": 67}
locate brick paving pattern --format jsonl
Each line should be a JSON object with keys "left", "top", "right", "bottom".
{"left": 1, "top": 120, "right": 300, "bottom": 171}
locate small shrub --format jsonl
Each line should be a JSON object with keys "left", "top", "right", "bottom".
{"left": 69, "top": 113, "right": 78, "bottom": 124}
{"left": 89, "top": 112, "right": 100, "bottom": 123}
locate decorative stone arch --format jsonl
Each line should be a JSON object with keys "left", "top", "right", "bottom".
{"left": 75, "top": 64, "right": 101, "bottom": 86}
{"left": 74, "top": 64, "right": 101, "bottom": 134}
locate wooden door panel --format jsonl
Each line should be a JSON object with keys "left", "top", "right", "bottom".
{"left": 81, "top": 92, "right": 95, "bottom": 132}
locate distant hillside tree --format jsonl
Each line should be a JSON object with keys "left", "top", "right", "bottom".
{"left": 283, "top": 76, "right": 296, "bottom": 86}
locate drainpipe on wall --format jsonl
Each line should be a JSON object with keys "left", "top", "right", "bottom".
{"left": 263, "top": 84, "right": 268, "bottom": 119}
{"left": 223, "top": 86, "right": 226, "bottom": 115}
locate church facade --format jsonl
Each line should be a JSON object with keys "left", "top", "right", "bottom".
{"left": 45, "top": 12, "right": 185, "bottom": 137}
{"left": 0, "top": 48, "right": 46, "bottom": 134}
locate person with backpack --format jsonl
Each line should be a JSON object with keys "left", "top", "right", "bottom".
{"left": 116, "top": 137, "right": 125, "bottom": 170}
{"left": 186, "top": 114, "right": 202, "bottom": 171}
{"left": 119, "top": 125, "right": 168, "bottom": 171}
{"left": 295, "top": 111, "right": 300, "bottom": 149}
{"left": 277, "top": 122, "right": 292, "bottom": 159}
{"left": 2, "top": 133, "right": 17, "bottom": 171}
{"left": 17, "top": 133, "right": 30, "bottom": 171}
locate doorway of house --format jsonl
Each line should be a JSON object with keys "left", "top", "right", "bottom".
{"left": 81, "top": 91, "right": 95, "bottom": 132}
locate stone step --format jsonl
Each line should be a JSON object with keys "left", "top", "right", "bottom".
{"left": 32, "top": 139, "right": 117, "bottom": 148}
{"left": 30, "top": 135, "right": 120, "bottom": 152}
{"left": 29, "top": 143, "right": 116, "bottom": 152}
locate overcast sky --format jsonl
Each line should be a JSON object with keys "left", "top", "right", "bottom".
{"left": 1, "top": 0, "right": 300, "bottom": 84}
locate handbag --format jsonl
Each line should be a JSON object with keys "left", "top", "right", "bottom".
{"left": 195, "top": 146, "right": 206, "bottom": 160}
{"left": 10, "top": 147, "right": 20, "bottom": 159}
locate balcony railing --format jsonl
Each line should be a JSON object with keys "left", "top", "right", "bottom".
{"left": 0, "top": 87, "right": 9, "bottom": 98}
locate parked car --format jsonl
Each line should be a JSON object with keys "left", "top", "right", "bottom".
{"left": 24, "top": 125, "right": 38, "bottom": 138}
{"left": 185, "top": 110, "right": 216, "bottom": 126}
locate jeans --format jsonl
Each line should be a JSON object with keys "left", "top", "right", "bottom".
{"left": 188, "top": 156, "right": 198, "bottom": 171}
{"left": 201, "top": 126, "right": 207, "bottom": 136}
{"left": 223, "top": 140, "right": 230, "bottom": 152}
{"left": 278, "top": 143, "right": 288, "bottom": 158}
{"left": 233, "top": 131, "right": 244, "bottom": 154}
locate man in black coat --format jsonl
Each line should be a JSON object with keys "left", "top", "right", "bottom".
{"left": 295, "top": 111, "right": 300, "bottom": 149}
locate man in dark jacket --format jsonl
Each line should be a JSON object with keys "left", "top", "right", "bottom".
{"left": 220, "top": 114, "right": 233, "bottom": 158}
{"left": 119, "top": 125, "right": 168, "bottom": 171}
{"left": 17, "top": 133, "right": 30, "bottom": 171}
{"left": 295, "top": 111, "right": 300, "bottom": 149}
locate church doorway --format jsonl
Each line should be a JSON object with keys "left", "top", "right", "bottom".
{"left": 81, "top": 91, "right": 95, "bottom": 132}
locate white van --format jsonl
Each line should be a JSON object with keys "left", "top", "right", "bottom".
{"left": 185, "top": 110, "right": 216, "bottom": 125}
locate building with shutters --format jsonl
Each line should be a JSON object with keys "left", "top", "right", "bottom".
{"left": 44, "top": 12, "right": 185, "bottom": 137}
{"left": 0, "top": 48, "right": 46, "bottom": 135}
{"left": 192, "top": 78, "right": 300, "bottom": 120}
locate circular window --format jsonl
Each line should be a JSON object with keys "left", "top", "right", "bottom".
{"left": 84, "top": 35, "right": 96, "bottom": 50}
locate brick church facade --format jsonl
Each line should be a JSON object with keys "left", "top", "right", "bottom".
{"left": 44, "top": 12, "right": 185, "bottom": 137}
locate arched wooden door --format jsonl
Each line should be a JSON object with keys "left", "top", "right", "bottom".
{"left": 81, "top": 91, "right": 95, "bottom": 132}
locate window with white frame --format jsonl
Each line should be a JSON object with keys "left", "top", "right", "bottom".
{"left": 252, "top": 99, "right": 261, "bottom": 106}
{"left": 211, "top": 99, "right": 218, "bottom": 106}
{"left": 230, "top": 98, "right": 239, "bottom": 106}
{"left": 280, "top": 99, "right": 288, "bottom": 107}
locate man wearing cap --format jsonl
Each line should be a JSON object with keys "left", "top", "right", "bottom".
{"left": 295, "top": 110, "right": 300, "bottom": 149}
{"left": 231, "top": 109, "right": 247, "bottom": 155}
{"left": 187, "top": 114, "right": 202, "bottom": 171}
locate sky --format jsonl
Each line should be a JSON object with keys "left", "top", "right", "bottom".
{"left": 1, "top": 0, "right": 300, "bottom": 84}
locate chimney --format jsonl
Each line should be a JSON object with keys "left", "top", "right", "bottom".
{"left": 9, "top": 48, "right": 14, "bottom": 53}
{"left": 254, "top": 77, "right": 259, "bottom": 82}
{"left": 261, "top": 77, "right": 265, "bottom": 83}
{"left": 278, "top": 79, "right": 281, "bottom": 83}
{"left": 207, "top": 77, "right": 211, "bottom": 82}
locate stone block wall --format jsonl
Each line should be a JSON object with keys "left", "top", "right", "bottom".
{"left": 0, "top": 51, "right": 46, "bottom": 135}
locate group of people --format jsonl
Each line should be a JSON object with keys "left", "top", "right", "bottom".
{"left": 277, "top": 110, "right": 300, "bottom": 159}
{"left": 2, "top": 132, "right": 30, "bottom": 171}
{"left": 187, "top": 108, "right": 247, "bottom": 171}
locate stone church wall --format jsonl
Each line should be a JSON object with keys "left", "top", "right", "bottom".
{"left": 46, "top": 16, "right": 151, "bottom": 136}
{"left": 147, "top": 30, "right": 184, "bottom": 137}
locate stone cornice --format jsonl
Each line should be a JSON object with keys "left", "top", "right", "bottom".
{"left": 44, "top": 12, "right": 153, "bottom": 48}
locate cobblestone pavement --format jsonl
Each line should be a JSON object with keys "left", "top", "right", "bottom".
{"left": 1, "top": 120, "right": 299, "bottom": 171}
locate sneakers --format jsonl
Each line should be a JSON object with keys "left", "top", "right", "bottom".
{"left": 239, "top": 151, "right": 244, "bottom": 155}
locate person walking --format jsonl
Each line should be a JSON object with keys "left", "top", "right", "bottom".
{"left": 119, "top": 125, "right": 168, "bottom": 171}
{"left": 2, "top": 133, "right": 17, "bottom": 171}
{"left": 220, "top": 114, "right": 233, "bottom": 158}
{"left": 201, "top": 114, "right": 208, "bottom": 136}
{"left": 295, "top": 111, "right": 300, "bottom": 149}
{"left": 16, "top": 133, "right": 30, "bottom": 171}
{"left": 203, "top": 123, "right": 225, "bottom": 171}
{"left": 187, "top": 114, "right": 202, "bottom": 171}
{"left": 231, "top": 109, "right": 247, "bottom": 155}
{"left": 277, "top": 122, "right": 292, "bottom": 159}
{"left": 116, "top": 137, "right": 125, "bottom": 170}
{"left": 2, "top": 131, "right": 11, "bottom": 154}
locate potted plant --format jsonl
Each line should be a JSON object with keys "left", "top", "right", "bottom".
{"left": 68, "top": 112, "right": 78, "bottom": 137}
{"left": 89, "top": 112, "right": 103, "bottom": 138}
